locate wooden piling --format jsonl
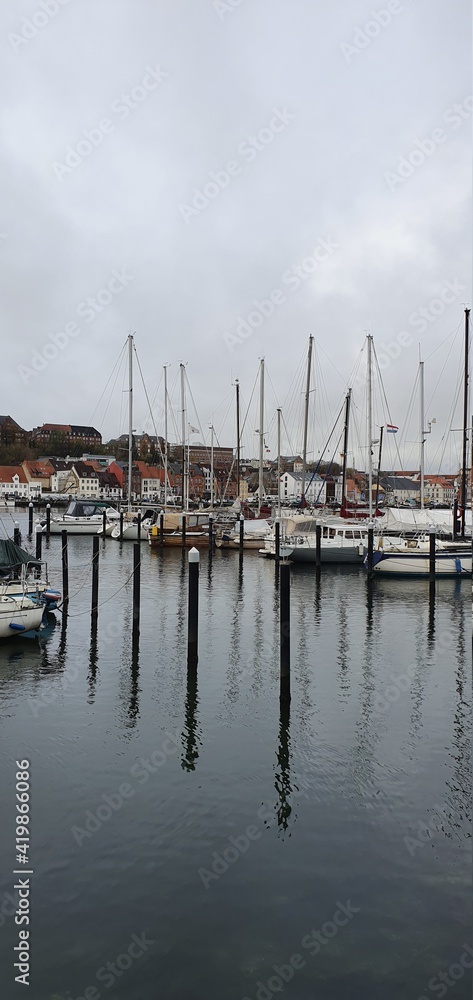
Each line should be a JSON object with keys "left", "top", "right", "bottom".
{"left": 132, "top": 542, "right": 140, "bottom": 641}
{"left": 181, "top": 514, "right": 187, "bottom": 550}
{"left": 61, "top": 530, "right": 69, "bottom": 607}
{"left": 119, "top": 511, "right": 124, "bottom": 542}
{"left": 239, "top": 514, "right": 244, "bottom": 555}
{"left": 28, "top": 502, "right": 33, "bottom": 537}
{"left": 279, "top": 561, "right": 291, "bottom": 702}
{"left": 137, "top": 513, "right": 141, "bottom": 543}
{"left": 367, "top": 525, "right": 374, "bottom": 580}
{"left": 159, "top": 510, "right": 164, "bottom": 547}
{"left": 45, "top": 504, "right": 51, "bottom": 539}
{"left": 91, "top": 534, "right": 99, "bottom": 625}
{"left": 13, "top": 522, "right": 21, "bottom": 547}
{"left": 429, "top": 528, "right": 436, "bottom": 583}
{"left": 187, "top": 547, "right": 199, "bottom": 666}
{"left": 35, "top": 525, "right": 42, "bottom": 562}
{"left": 315, "top": 523, "right": 321, "bottom": 579}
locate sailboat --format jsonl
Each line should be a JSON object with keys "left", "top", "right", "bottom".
{"left": 368, "top": 309, "right": 472, "bottom": 576}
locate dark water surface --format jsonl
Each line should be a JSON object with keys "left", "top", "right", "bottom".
{"left": 0, "top": 517, "right": 471, "bottom": 1000}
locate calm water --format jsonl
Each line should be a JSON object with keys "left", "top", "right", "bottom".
{"left": 0, "top": 514, "right": 471, "bottom": 1000}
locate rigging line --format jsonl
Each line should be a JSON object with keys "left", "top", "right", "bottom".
{"left": 133, "top": 347, "right": 167, "bottom": 474}
{"left": 315, "top": 339, "right": 353, "bottom": 389}
{"left": 239, "top": 368, "right": 259, "bottom": 448}
{"left": 90, "top": 341, "right": 127, "bottom": 426}
{"left": 372, "top": 343, "right": 404, "bottom": 471}
{"left": 426, "top": 328, "right": 465, "bottom": 418}
{"left": 424, "top": 318, "right": 463, "bottom": 363}
{"left": 185, "top": 370, "right": 207, "bottom": 452}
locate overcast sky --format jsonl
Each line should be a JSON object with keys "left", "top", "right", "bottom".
{"left": 0, "top": 0, "right": 471, "bottom": 471}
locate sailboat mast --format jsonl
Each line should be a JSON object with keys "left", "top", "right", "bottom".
{"left": 301, "top": 335, "right": 313, "bottom": 499}
{"left": 127, "top": 333, "right": 133, "bottom": 510}
{"left": 235, "top": 379, "right": 240, "bottom": 501}
{"left": 277, "top": 407, "right": 282, "bottom": 519}
{"left": 163, "top": 364, "right": 168, "bottom": 507}
{"left": 367, "top": 334, "right": 373, "bottom": 519}
{"left": 340, "top": 387, "right": 351, "bottom": 512}
{"left": 210, "top": 424, "right": 214, "bottom": 508}
{"left": 258, "top": 359, "right": 264, "bottom": 510}
{"left": 419, "top": 358, "right": 425, "bottom": 509}
{"left": 460, "top": 307, "right": 470, "bottom": 538}
{"left": 180, "top": 363, "right": 186, "bottom": 511}
{"left": 374, "top": 425, "right": 384, "bottom": 513}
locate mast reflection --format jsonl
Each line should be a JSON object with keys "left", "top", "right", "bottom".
{"left": 181, "top": 667, "right": 201, "bottom": 771}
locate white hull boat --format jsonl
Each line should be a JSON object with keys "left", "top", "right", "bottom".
{"left": 40, "top": 500, "right": 120, "bottom": 535}
{"left": 368, "top": 545, "right": 471, "bottom": 577}
{"left": 0, "top": 596, "right": 44, "bottom": 638}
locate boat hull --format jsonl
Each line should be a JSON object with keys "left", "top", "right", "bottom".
{"left": 149, "top": 532, "right": 210, "bottom": 548}
{"left": 370, "top": 551, "right": 472, "bottom": 576}
{"left": 42, "top": 518, "right": 114, "bottom": 535}
{"left": 0, "top": 597, "right": 44, "bottom": 638}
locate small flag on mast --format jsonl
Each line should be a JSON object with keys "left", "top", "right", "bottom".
{"left": 386, "top": 424, "right": 398, "bottom": 434}
{"left": 188, "top": 424, "right": 199, "bottom": 434}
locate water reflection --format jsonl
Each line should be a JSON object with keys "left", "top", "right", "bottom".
{"left": 87, "top": 620, "right": 98, "bottom": 703}
{"left": 273, "top": 700, "right": 295, "bottom": 836}
{"left": 181, "top": 667, "right": 201, "bottom": 771}
{"left": 127, "top": 638, "right": 141, "bottom": 726}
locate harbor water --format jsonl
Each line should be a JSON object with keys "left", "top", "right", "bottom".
{"left": 0, "top": 513, "right": 471, "bottom": 999}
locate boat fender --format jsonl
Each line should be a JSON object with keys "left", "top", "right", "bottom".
{"left": 455, "top": 557, "right": 462, "bottom": 574}
{"left": 9, "top": 622, "right": 25, "bottom": 631}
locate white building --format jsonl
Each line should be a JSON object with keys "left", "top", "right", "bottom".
{"left": 280, "top": 472, "right": 327, "bottom": 504}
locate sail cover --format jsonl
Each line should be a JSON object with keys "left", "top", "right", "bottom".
{"left": 0, "top": 538, "right": 41, "bottom": 574}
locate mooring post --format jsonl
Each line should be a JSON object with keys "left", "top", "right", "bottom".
{"left": 187, "top": 546, "right": 199, "bottom": 666}
{"left": 137, "top": 512, "right": 141, "bottom": 543}
{"left": 208, "top": 515, "right": 213, "bottom": 550}
{"left": 119, "top": 511, "right": 124, "bottom": 542}
{"left": 132, "top": 542, "right": 140, "bottom": 641}
{"left": 46, "top": 503, "right": 51, "bottom": 539}
{"left": 159, "top": 510, "right": 164, "bottom": 547}
{"left": 102, "top": 509, "right": 107, "bottom": 539}
{"left": 35, "top": 524, "right": 42, "bottom": 563}
{"left": 275, "top": 519, "right": 280, "bottom": 563}
{"left": 61, "top": 530, "right": 69, "bottom": 607}
{"left": 13, "top": 522, "right": 21, "bottom": 547}
{"left": 279, "top": 561, "right": 291, "bottom": 702}
{"left": 239, "top": 513, "right": 244, "bottom": 555}
{"left": 315, "top": 523, "right": 321, "bottom": 579}
{"left": 181, "top": 514, "right": 187, "bottom": 550}
{"left": 28, "top": 502, "right": 34, "bottom": 537}
{"left": 367, "top": 523, "right": 374, "bottom": 581}
{"left": 91, "top": 534, "right": 99, "bottom": 625}
{"left": 429, "top": 527, "right": 436, "bottom": 583}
